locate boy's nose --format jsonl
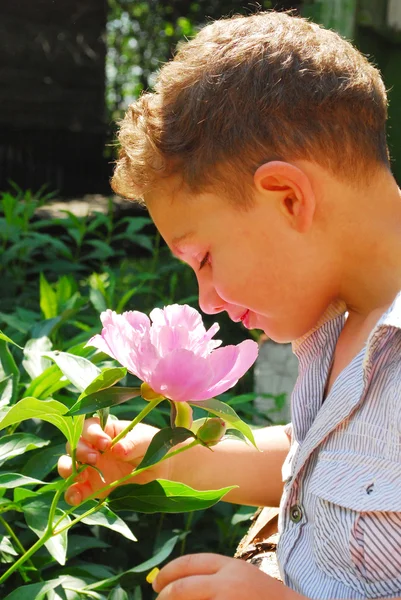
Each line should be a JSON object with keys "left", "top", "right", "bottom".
{"left": 198, "top": 283, "right": 225, "bottom": 315}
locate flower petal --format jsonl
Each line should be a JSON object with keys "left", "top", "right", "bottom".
{"left": 191, "top": 339, "right": 259, "bottom": 400}
{"left": 150, "top": 304, "right": 204, "bottom": 332}
{"left": 148, "top": 349, "right": 213, "bottom": 402}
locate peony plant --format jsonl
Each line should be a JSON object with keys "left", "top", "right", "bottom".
{"left": 0, "top": 305, "right": 258, "bottom": 593}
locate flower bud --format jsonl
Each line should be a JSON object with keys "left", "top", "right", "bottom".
{"left": 196, "top": 417, "right": 227, "bottom": 447}
{"left": 141, "top": 382, "right": 165, "bottom": 401}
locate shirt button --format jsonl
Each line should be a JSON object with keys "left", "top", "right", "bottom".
{"left": 290, "top": 504, "right": 303, "bottom": 523}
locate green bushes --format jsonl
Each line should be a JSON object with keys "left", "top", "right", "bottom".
{"left": 0, "top": 187, "right": 275, "bottom": 598}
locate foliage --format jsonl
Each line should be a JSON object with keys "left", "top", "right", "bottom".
{"left": 106, "top": 0, "right": 276, "bottom": 122}
{"left": 0, "top": 186, "right": 287, "bottom": 597}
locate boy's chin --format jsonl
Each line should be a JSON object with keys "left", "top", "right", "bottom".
{"left": 259, "top": 320, "right": 311, "bottom": 345}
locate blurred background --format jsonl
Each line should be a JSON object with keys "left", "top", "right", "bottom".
{"left": 1, "top": 1, "right": 401, "bottom": 597}
{"left": 2, "top": 0, "right": 401, "bottom": 197}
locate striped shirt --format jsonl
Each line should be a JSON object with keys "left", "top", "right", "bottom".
{"left": 276, "top": 294, "right": 401, "bottom": 599}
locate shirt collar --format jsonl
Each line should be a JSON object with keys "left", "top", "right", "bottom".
{"left": 292, "top": 290, "right": 401, "bottom": 355}
{"left": 373, "top": 289, "right": 401, "bottom": 331}
{"left": 292, "top": 298, "right": 347, "bottom": 354}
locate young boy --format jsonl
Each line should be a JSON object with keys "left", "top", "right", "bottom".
{"left": 58, "top": 10, "right": 401, "bottom": 600}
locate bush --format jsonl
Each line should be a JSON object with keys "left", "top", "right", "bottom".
{"left": 0, "top": 188, "right": 279, "bottom": 598}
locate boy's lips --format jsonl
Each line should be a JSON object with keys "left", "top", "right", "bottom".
{"left": 241, "top": 310, "right": 251, "bottom": 328}
{"left": 230, "top": 309, "right": 250, "bottom": 324}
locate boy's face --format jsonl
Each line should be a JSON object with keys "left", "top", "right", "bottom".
{"left": 146, "top": 174, "right": 338, "bottom": 343}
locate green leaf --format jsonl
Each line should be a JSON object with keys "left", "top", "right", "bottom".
{"left": 22, "top": 442, "right": 66, "bottom": 479}
{"left": 0, "top": 330, "right": 23, "bottom": 349}
{"left": 0, "top": 432, "right": 49, "bottom": 466}
{"left": 82, "top": 533, "right": 181, "bottom": 592}
{"left": 231, "top": 505, "right": 256, "bottom": 526}
{"left": 0, "top": 397, "right": 80, "bottom": 449}
{"left": 79, "top": 367, "right": 127, "bottom": 399}
{"left": 108, "top": 479, "right": 235, "bottom": 514}
{"left": 23, "top": 496, "right": 70, "bottom": 565}
{"left": 0, "top": 535, "right": 18, "bottom": 556}
{"left": 24, "top": 363, "right": 65, "bottom": 399}
{"left": 0, "top": 340, "right": 20, "bottom": 405}
{"left": 67, "top": 534, "right": 110, "bottom": 559}
{"left": 45, "top": 351, "right": 101, "bottom": 392}
{"left": 190, "top": 398, "right": 257, "bottom": 448}
{"left": 223, "top": 429, "right": 249, "bottom": 443}
{"left": 0, "top": 473, "right": 47, "bottom": 488}
{"left": 90, "top": 287, "right": 108, "bottom": 313}
{"left": 3, "top": 578, "right": 65, "bottom": 600}
{"left": 136, "top": 427, "right": 195, "bottom": 471}
{"left": 67, "top": 386, "right": 141, "bottom": 416}
{"left": 99, "top": 407, "right": 109, "bottom": 430}
{"left": 40, "top": 272, "right": 58, "bottom": 319}
{"left": 70, "top": 502, "right": 137, "bottom": 541}
{"left": 108, "top": 586, "right": 129, "bottom": 600}
{"left": 22, "top": 336, "right": 52, "bottom": 379}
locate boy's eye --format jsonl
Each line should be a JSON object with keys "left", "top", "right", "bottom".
{"left": 199, "top": 252, "right": 210, "bottom": 271}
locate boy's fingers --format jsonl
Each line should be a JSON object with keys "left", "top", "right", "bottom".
{"left": 82, "top": 418, "right": 112, "bottom": 451}
{"left": 111, "top": 436, "right": 145, "bottom": 463}
{"left": 57, "top": 455, "right": 88, "bottom": 482}
{"left": 57, "top": 454, "right": 73, "bottom": 479}
{"left": 156, "top": 575, "right": 212, "bottom": 600}
{"left": 64, "top": 481, "right": 94, "bottom": 506}
{"left": 153, "top": 553, "right": 227, "bottom": 594}
{"left": 72, "top": 439, "right": 100, "bottom": 465}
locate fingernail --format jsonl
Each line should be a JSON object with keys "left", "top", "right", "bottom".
{"left": 68, "top": 490, "right": 81, "bottom": 506}
{"left": 98, "top": 438, "right": 110, "bottom": 452}
{"left": 87, "top": 452, "right": 98, "bottom": 464}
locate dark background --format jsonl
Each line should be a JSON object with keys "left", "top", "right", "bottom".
{"left": 1, "top": 0, "right": 401, "bottom": 198}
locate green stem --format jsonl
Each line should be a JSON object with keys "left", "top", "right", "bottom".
{"left": 54, "top": 501, "right": 104, "bottom": 536}
{"left": 61, "top": 439, "right": 201, "bottom": 521}
{"left": 0, "top": 530, "right": 51, "bottom": 585}
{"left": 71, "top": 448, "right": 77, "bottom": 478}
{"left": 0, "top": 436, "right": 200, "bottom": 585}
{"left": 0, "top": 472, "right": 76, "bottom": 585}
{"left": 180, "top": 511, "right": 194, "bottom": 556}
{"left": 110, "top": 397, "right": 165, "bottom": 447}
{"left": 0, "top": 515, "right": 34, "bottom": 583}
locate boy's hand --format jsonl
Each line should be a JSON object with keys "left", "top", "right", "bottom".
{"left": 58, "top": 417, "right": 165, "bottom": 505}
{"left": 152, "top": 553, "right": 304, "bottom": 599}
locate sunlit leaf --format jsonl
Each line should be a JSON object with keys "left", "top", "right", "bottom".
{"left": 108, "top": 479, "right": 235, "bottom": 513}
{"left": 67, "top": 386, "right": 141, "bottom": 416}
{"left": 0, "top": 473, "right": 47, "bottom": 488}
{"left": 0, "top": 330, "right": 23, "bottom": 349}
{"left": 40, "top": 272, "right": 58, "bottom": 319}
{"left": 69, "top": 502, "right": 137, "bottom": 541}
{"left": 3, "top": 578, "right": 65, "bottom": 600}
{"left": 0, "top": 397, "right": 80, "bottom": 448}
{"left": 136, "top": 427, "right": 195, "bottom": 471}
{"left": 79, "top": 367, "right": 127, "bottom": 399}
{"left": 0, "top": 340, "right": 19, "bottom": 405}
{"left": 23, "top": 496, "right": 70, "bottom": 565}
{"left": 0, "top": 535, "right": 18, "bottom": 556}
{"left": 22, "top": 335, "right": 52, "bottom": 379}
{"left": 45, "top": 351, "right": 101, "bottom": 392}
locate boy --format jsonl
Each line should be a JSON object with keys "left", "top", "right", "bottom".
{"left": 58, "top": 11, "right": 401, "bottom": 600}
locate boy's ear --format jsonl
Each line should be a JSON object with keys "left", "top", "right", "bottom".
{"left": 253, "top": 161, "right": 316, "bottom": 233}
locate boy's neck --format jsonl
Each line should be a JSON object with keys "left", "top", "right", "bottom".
{"left": 335, "top": 168, "right": 401, "bottom": 323}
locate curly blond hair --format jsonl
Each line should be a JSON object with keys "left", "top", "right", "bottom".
{"left": 111, "top": 11, "right": 389, "bottom": 205}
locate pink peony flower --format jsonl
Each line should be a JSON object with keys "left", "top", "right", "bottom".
{"left": 87, "top": 304, "right": 258, "bottom": 402}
